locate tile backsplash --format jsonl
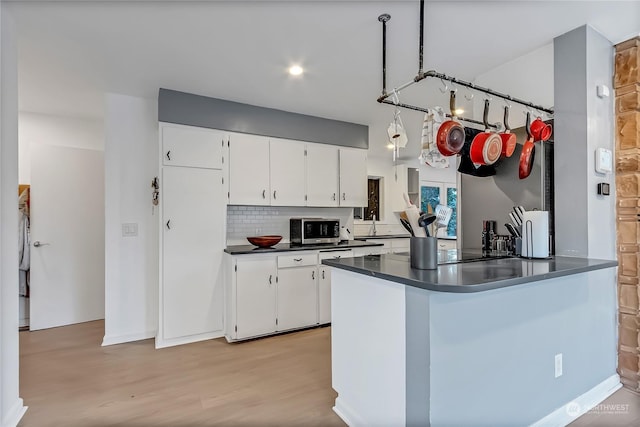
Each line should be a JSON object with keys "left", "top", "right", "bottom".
{"left": 227, "top": 205, "right": 355, "bottom": 245}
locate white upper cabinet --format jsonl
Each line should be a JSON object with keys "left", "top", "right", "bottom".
{"left": 339, "top": 148, "right": 368, "bottom": 207}
{"left": 161, "top": 124, "right": 224, "bottom": 169}
{"left": 228, "top": 133, "right": 271, "bottom": 205}
{"left": 306, "top": 144, "right": 339, "bottom": 207}
{"left": 269, "top": 138, "right": 306, "bottom": 206}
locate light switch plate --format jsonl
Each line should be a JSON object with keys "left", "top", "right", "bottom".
{"left": 595, "top": 147, "right": 612, "bottom": 174}
{"left": 122, "top": 223, "right": 138, "bottom": 237}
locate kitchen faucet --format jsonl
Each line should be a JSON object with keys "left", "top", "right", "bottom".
{"left": 371, "top": 214, "right": 377, "bottom": 236}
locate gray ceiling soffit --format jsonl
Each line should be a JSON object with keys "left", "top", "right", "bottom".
{"left": 158, "top": 89, "right": 368, "bottom": 149}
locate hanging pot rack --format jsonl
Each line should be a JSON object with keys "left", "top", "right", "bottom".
{"left": 376, "top": 0, "right": 553, "bottom": 130}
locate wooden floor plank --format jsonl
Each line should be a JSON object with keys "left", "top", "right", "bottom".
{"left": 18, "top": 320, "right": 640, "bottom": 426}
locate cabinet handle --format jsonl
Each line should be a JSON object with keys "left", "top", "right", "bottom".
{"left": 166, "top": 150, "right": 171, "bottom": 161}
{"left": 262, "top": 189, "right": 266, "bottom": 199}
{"left": 333, "top": 255, "right": 341, "bottom": 259}
{"left": 273, "top": 190, "right": 277, "bottom": 200}
{"left": 332, "top": 193, "right": 336, "bottom": 201}
{"left": 322, "top": 270, "right": 325, "bottom": 280}
{"left": 269, "top": 275, "right": 272, "bottom": 285}
{"left": 166, "top": 220, "right": 171, "bottom": 230}
{"left": 342, "top": 192, "right": 346, "bottom": 201}
{"left": 312, "top": 271, "right": 315, "bottom": 280}
{"left": 294, "top": 258, "right": 302, "bottom": 262}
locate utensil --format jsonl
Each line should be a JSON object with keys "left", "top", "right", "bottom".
{"left": 505, "top": 223, "right": 518, "bottom": 238}
{"left": 470, "top": 99, "right": 503, "bottom": 165}
{"left": 247, "top": 235, "right": 282, "bottom": 248}
{"left": 418, "top": 213, "right": 437, "bottom": 237}
{"left": 515, "top": 206, "right": 526, "bottom": 220}
{"left": 499, "top": 105, "right": 517, "bottom": 158}
{"left": 403, "top": 193, "right": 427, "bottom": 237}
{"left": 436, "top": 91, "right": 466, "bottom": 156}
{"left": 400, "top": 217, "right": 414, "bottom": 236}
{"left": 512, "top": 206, "right": 523, "bottom": 224}
{"left": 509, "top": 211, "right": 521, "bottom": 228}
{"left": 433, "top": 205, "right": 453, "bottom": 237}
{"left": 530, "top": 117, "right": 552, "bottom": 142}
{"left": 519, "top": 112, "right": 536, "bottom": 179}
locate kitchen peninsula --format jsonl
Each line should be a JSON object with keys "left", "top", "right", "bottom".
{"left": 323, "top": 252, "right": 619, "bottom": 426}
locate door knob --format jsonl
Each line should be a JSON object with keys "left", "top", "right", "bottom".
{"left": 33, "top": 241, "right": 49, "bottom": 247}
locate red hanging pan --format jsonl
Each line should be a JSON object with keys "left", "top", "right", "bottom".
{"left": 519, "top": 112, "right": 536, "bottom": 179}
{"left": 499, "top": 105, "right": 517, "bottom": 158}
{"left": 470, "top": 99, "right": 502, "bottom": 165}
{"left": 436, "top": 91, "right": 466, "bottom": 156}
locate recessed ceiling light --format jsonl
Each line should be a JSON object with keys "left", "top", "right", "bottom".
{"left": 289, "top": 65, "right": 304, "bottom": 76}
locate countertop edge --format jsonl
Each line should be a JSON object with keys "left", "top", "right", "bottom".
{"left": 322, "top": 257, "right": 618, "bottom": 293}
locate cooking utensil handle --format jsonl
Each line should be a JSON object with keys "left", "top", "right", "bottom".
{"left": 503, "top": 105, "right": 511, "bottom": 132}
{"left": 483, "top": 99, "right": 490, "bottom": 130}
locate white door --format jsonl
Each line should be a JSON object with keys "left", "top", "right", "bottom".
{"left": 307, "top": 144, "right": 339, "bottom": 207}
{"left": 269, "top": 138, "right": 306, "bottom": 206}
{"left": 339, "top": 148, "right": 368, "bottom": 207}
{"left": 228, "top": 133, "right": 271, "bottom": 205}
{"left": 277, "top": 266, "right": 317, "bottom": 330}
{"left": 161, "top": 166, "right": 224, "bottom": 342}
{"left": 30, "top": 145, "right": 105, "bottom": 330}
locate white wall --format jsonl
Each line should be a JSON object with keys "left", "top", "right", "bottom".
{"left": 473, "top": 43, "right": 554, "bottom": 129}
{"left": 0, "top": 4, "right": 26, "bottom": 426}
{"left": 103, "top": 93, "right": 159, "bottom": 346}
{"left": 18, "top": 112, "right": 104, "bottom": 184}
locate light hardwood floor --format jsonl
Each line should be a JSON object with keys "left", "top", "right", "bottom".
{"left": 18, "top": 320, "right": 640, "bottom": 426}
{"left": 18, "top": 321, "right": 345, "bottom": 426}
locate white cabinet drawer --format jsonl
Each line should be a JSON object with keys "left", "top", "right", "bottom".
{"left": 319, "top": 249, "right": 354, "bottom": 261}
{"left": 277, "top": 253, "right": 318, "bottom": 268}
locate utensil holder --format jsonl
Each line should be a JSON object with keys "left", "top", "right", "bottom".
{"left": 410, "top": 236, "right": 438, "bottom": 270}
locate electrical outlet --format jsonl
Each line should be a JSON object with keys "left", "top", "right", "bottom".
{"left": 555, "top": 353, "right": 563, "bottom": 378}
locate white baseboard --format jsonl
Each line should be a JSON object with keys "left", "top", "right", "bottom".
{"left": 102, "top": 330, "right": 156, "bottom": 346}
{"left": 154, "top": 330, "right": 224, "bottom": 349}
{"left": 530, "top": 374, "right": 621, "bottom": 427}
{"left": 2, "top": 398, "right": 27, "bottom": 427}
{"left": 333, "top": 397, "right": 368, "bottom": 427}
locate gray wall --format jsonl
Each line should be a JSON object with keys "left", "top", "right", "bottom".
{"left": 424, "top": 267, "right": 617, "bottom": 425}
{"left": 554, "top": 26, "right": 616, "bottom": 259}
{"left": 158, "top": 88, "right": 368, "bottom": 149}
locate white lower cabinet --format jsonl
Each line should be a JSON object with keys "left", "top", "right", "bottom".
{"left": 318, "top": 249, "right": 354, "bottom": 325}
{"left": 235, "top": 257, "right": 277, "bottom": 340}
{"left": 277, "top": 264, "right": 317, "bottom": 330}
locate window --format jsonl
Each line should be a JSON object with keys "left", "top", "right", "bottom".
{"left": 354, "top": 177, "right": 381, "bottom": 221}
{"left": 419, "top": 181, "right": 457, "bottom": 237}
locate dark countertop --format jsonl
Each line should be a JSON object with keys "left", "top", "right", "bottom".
{"left": 225, "top": 240, "right": 384, "bottom": 255}
{"left": 322, "top": 252, "right": 617, "bottom": 293}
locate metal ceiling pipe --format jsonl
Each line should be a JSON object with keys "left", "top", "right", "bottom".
{"left": 378, "top": 14, "right": 391, "bottom": 97}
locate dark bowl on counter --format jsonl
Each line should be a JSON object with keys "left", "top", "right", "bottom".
{"left": 246, "top": 235, "right": 283, "bottom": 248}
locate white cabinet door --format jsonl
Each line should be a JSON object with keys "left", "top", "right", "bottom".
{"left": 161, "top": 166, "right": 224, "bottom": 343}
{"left": 161, "top": 124, "right": 224, "bottom": 169}
{"left": 277, "top": 266, "right": 318, "bottom": 330}
{"left": 317, "top": 249, "right": 354, "bottom": 325}
{"left": 307, "top": 144, "right": 339, "bottom": 207}
{"left": 339, "top": 148, "right": 368, "bottom": 207}
{"left": 229, "top": 133, "right": 271, "bottom": 205}
{"left": 235, "top": 258, "right": 277, "bottom": 339}
{"left": 270, "top": 138, "right": 306, "bottom": 206}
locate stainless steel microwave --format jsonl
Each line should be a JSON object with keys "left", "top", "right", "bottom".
{"left": 290, "top": 218, "right": 340, "bottom": 245}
